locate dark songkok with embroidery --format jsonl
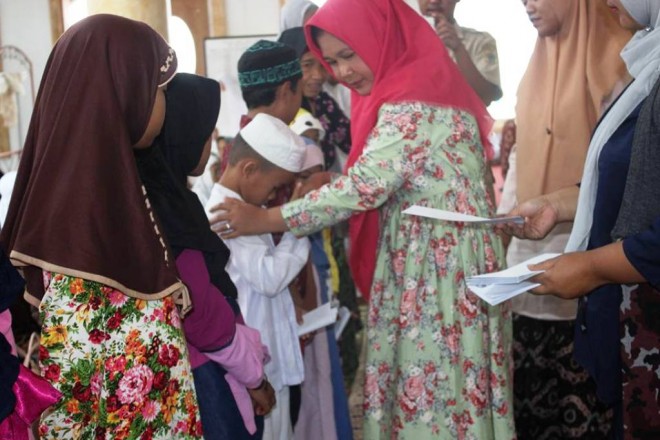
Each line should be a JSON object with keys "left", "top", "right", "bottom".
{"left": 237, "top": 40, "right": 301, "bottom": 90}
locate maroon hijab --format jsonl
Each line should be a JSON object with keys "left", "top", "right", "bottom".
{"left": 0, "top": 14, "right": 182, "bottom": 304}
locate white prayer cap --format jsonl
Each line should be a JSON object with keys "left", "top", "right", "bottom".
{"left": 240, "top": 113, "right": 307, "bottom": 172}
{"left": 302, "top": 142, "right": 325, "bottom": 171}
{"left": 290, "top": 109, "right": 326, "bottom": 141}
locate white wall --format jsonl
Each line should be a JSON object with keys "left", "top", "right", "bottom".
{"left": 225, "top": 0, "right": 280, "bottom": 36}
{"left": 0, "top": 0, "right": 53, "bottom": 148}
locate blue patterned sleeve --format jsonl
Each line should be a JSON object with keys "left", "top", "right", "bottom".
{"left": 622, "top": 216, "right": 660, "bottom": 289}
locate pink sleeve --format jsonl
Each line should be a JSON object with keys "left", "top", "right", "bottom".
{"left": 176, "top": 249, "right": 236, "bottom": 351}
{"left": 0, "top": 311, "right": 16, "bottom": 356}
{"left": 204, "top": 324, "right": 268, "bottom": 389}
{"left": 203, "top": 324, "right": 270, "bottom": 436}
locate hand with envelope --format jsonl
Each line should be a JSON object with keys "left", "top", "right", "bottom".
{"left": 497, "top": 186, "right": 580, "bottom": 240}
{"left": 526, "top": 252, "right": 603, "bottom": 299}
{"left": 496, "top": 185, "right": 644, "bottom": 300}
{"left": 527, "top": 243, "right": 645, "bottom": 300}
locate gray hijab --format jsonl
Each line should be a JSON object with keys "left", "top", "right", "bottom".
{"left": 280, "top": 0, "right": 317, "bottom": 31}
{"left": 566, "top": 0, "right": 660, "bottom": 251}
{"left": 612, "top": 0, "right": 660, "bottom": 239}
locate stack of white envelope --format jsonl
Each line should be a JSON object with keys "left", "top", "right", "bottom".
{"left": 297, "top": 302, "right": 339, "bottom": 337}
{"left": 466, "top": 253, "right": 561, "bottom": 306}
{"left": 400, "top": 205, "right": 556, "bottom": 306}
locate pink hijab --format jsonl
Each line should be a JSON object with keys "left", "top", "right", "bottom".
{"left": 305, "top": 0, "right": 492, "bottom": 297}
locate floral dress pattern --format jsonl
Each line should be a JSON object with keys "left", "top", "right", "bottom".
{"left": 38, "top": 272, "right": 202, "bottom": 440}
{"left": 282, "top": 102, "right": 515, "bottom": 439}
{"left": 303, "top": 91, "right": 351, "bottom": 171}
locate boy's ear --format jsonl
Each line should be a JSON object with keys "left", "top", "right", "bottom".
{"left": 239, "top": 159, "right": 259, "bottom": 177}
{"left": 276, "top": 80, "right": 292, "bottom": 99}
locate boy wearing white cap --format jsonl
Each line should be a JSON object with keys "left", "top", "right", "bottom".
{"left": 205, "top": 113, "right": 309, "bottom": 440}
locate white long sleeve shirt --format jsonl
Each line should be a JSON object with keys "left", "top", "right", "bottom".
{"left": 205, "top": 183, "right": 308, "bottom": 391}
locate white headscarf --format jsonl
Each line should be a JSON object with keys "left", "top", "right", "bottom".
{"left": 566, "top": 0, "right": 660, "bottom": 252}
{"left": 290, "top": 108, "right": 326, "bottom": 141}
{"left": 280, "top": 0, "right": 316, "bottom": 31}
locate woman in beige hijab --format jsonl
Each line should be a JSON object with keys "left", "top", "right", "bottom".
{"left": 499, "top": 0, "right": 632, "bottom": 437}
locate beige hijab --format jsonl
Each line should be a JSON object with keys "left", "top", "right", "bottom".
{"left": 516, "top": 0, "right": 631, "bottom": 203}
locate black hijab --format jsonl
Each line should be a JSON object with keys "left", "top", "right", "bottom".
{"left": 136, "top": 73, "right": 238, "bottom": 299}
{"left": 0, "top": 247, "right": 23, "bottom": 421}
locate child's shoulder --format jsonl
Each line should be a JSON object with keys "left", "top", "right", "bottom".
{"left": 206, "top": 183, "right": 229, "bottom": 208}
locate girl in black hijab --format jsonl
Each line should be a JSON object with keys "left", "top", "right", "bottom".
{"left": 136, "top": 73, "right": 273, "bottom": 440}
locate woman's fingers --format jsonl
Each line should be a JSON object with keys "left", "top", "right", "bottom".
{"left": 209, "top": 198, "right": 243, "bottom": 232}
{"left": 208, "top": 198, "right": 241, "bottom": 213}
{"left": 219, "top": 228, "right": 241, "bottom": 239}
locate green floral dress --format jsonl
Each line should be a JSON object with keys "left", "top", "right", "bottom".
{"left": 282, "top": 102, "right": 515, "bottom": 439}
{"left": 38, "top": 272, "right": 202, "bottom": 440}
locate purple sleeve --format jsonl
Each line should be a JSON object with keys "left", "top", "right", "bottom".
{"left": 176, "top": 249, "right": 236, "bottom": 351}
{"left": 622, "top": 216, "right": 660, "bottom": 289}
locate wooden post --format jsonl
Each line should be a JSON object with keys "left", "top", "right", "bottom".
{"left": 48, "top": 0, "right": 65, "bottom": 44}
{"left": 87, "top": 0, "right": 170, "bottom": 40}
{"left": 171, "top": 0, "right": 210, "bottom": 75}
{"left": 208, "top": 0, "right": 227, "bottom": 37}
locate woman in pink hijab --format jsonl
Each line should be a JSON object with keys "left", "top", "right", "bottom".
{"left": 212, "top": 0, "right": 514, "bottom": 438}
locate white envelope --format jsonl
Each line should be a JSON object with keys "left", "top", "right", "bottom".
{"left": 402, "top": 205, "right": 524, "bottom": 225}
{"left": 466, "top": 253, "right": 561, "bottom": 306}
{"left": 467, "top": 253, "right": 560, "bottom": 286}
{"left": 297, "top": 302, "right": 339, "bottom": 337}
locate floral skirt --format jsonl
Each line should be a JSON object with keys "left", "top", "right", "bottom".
{"left": 38, "top": 272, "right": 202, "bottom": 440}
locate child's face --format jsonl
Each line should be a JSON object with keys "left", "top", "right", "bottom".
{"left": 301, "top": 51, "right": 327, "bottom": 99}
{"left": 301, "top": 129, "right": 321, "bottom": 144}
{"left": 418, "top": 0, "right": 458, "bottom": 21}
{"left": 298, "top": 165, "right": 324, "bottom": 180}
{"left": 242, "top": 165, "right": 296, "bottom": 206}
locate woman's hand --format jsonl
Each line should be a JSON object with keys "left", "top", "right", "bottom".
{"left": 528, "top": 242, "right": 646, "bottom": 300}
{"left": 295, "top": 172, "right": 333, "bottom": 199}
{"left": 209, "top": 198, "right": 288, "bottom": 238}
{"left": 529, "top": 242, "right": 646, "bottom": 300}
{"left": 528, "top": 252, "right": 603, "bottom": 300}
{"left": 497, "top": 186, "right": 579, "bottom": 240}
{"left": 502, "top": 196, "right": 559, "bottom": 240}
